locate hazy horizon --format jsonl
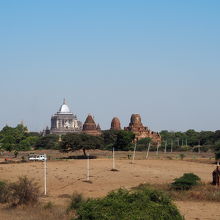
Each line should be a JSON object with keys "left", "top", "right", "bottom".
{"left": 1, "top": 1, "right": 220, "bottom": 132}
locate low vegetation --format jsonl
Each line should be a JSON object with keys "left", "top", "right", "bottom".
{"left": 69, "top": 188, "right": 183, "bottom": 220}
{"left": 2, "top": 173, "right": 220, "bottom": 220}
{"left": 0, "top": 176, "right": 39, "bottom": 206}
{"left": 0, "top": 181, "right": 10, "bottom": 203}
{"left": 134, "top": 172, "right": 220, "bottom": 203}
{"left": 67, "top": 192, "right": 86, "bottom": 213}
{"left": 171, "top": 173, "right": 201, "bottom": 190}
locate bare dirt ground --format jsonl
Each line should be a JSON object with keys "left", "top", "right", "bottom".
{"left": 0, "top": 151, "right": 219, "bottom": 220}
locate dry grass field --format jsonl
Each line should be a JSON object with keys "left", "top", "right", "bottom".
{"left": 0, "top": 150, "right": 220, "bottom": 220}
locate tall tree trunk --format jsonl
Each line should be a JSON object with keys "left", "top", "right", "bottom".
{"left": 83, "top": 148, "right": 87, "bottom": 158}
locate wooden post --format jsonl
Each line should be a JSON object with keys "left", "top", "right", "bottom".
{"left": 170, "top": 140, "right": 173, "bottom": 153}
{"left": 156, "top": 143, "right": 159, "bottom": 156}
{"left": 87, "top": 154, "right": 90, "bottom": 181}
{"left": 164, "top": 140, "right": 167, "bottom": 153}
{"left": 132, "top": 139, "right": 137, "bottom": 164}
{"left": 44, "top": 154, "right": 47, "bottom": 196}
{"left": 146, "top": 143, "right": 151, "bottom": 159}
{"left": 112, "top": 147, "right": 115, "bottom": 170}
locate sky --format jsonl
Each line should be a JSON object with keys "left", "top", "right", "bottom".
{"left": 0, "top": 0, "right": 220, "bottom": 132}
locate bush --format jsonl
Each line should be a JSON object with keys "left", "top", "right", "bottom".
{"left": 72, "top": 188, "right": 183, "bottom": 220}
{"left": 67, "top": 192, "right": 85, "bottom": 213}
{"left": 179, "top": 154, "right": 186, "bottom": 160}
{"left": 44, "top": 201, "right": 54, "bottom": 209}
{"left": 171, "top": 173, "right": 201, "bottom": 190}
{"left": 0, "top": 181, "right": 11, "bottom": 203}
{"left": 10, "top": 176, "right": 40, "bottom": 206}
{"left": 0, "top": 176, "right": 39, "bottom": 206}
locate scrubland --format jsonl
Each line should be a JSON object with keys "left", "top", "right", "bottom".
{"left": 0, "top": 150, "right": 220, "bottom": 220}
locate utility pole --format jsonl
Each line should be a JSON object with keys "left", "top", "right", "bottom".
{"left": 146, "top": 143, "right": 151, "bottom": 159}
{"left": 198, "top": 140, "right": 201, "bottom": 154}
{"left": 164, "top": 140, "right": 167, "bottom": 153}
{"left": 171, "top": 140, "right": 173, "bottom": 153}
{"left": 112, "top": 147, "right": 115, "bottom": 170}
{"left": 156, "top": 142, "right": 160, "bottom": 156}
{"left": 87, "top": 154, "right": 90, "bottom": 181}
{"left": 44, "top": 154, "right": 47, "bottom": 196}
{"left": 132, "top": 139, "right": 137, "bottom": 164}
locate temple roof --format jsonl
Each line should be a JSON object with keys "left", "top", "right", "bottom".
{"left": 111, "top": 117, "right": 121, "bottom": 130}
{"left": 84, "top": 114, "right": 95, "bottom": 124}
{"left": 58, "top": 99, "right": 71, "bottom": 114}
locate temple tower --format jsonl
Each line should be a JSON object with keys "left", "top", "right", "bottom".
{"left": 82, "top": 114, "right": 102, "bottom": 136}
{"left": 124, "top": 114, "right": 161, "bottom": 143}
{"left": 50, "top": 99, "right": 82, "bottom": 134}
{"left": 110, "top": 117, "right": 121, "bottom": 130}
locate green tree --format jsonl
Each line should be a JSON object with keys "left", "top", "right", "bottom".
{"left": 1, "top": 135, "right": 16, "bottom": 151}
{"left": 137, "top": 137, "right": 152, "bottom": 151}
{"left": 114, "top": 130, "right": 135, "bottom": 151}
{"left": 18, "top": 136, "right": 39, "bottom": 151}
{"left": 214, "top": 140, "right": 220, "bottom": 161}
{"left": 199, "top": 131, "right": 214, "bottom": 145}
{"left": 185, "top": 129, "right": 199, "bottom": 146}
{"left": 35, "top": 135, "right": 59, "bottom": 149}
{"left": 0, "top": 124, "right": 29, "bottom": 151}
{"left": 60, "top": 133, "right": 103, "bottom": 157}
{"left": 102, "top": 130, "right": 119, "bottom": 149}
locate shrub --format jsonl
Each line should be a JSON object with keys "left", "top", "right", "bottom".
{"left": 44, "top": 201, "right": 54, "bottom": 209}
{"left": 72, "top": 188, "right": 183, "bottom": 220}
{"left": 67, "top": 192, "right": 85, "bottom": 213}
{"left": 10, "top": 176, "right": 39, "bottom": 206}
{"left": 0, "top": 177, "right": 39, "bottom": 206}
{"left": 171, "top": 173, "right": 201, "bottom": 190}
{"left": 179, "top": 154, "right": 186, "bottom": 160}
{"left": 0, "top": 180, "right": 11, "bottom": 203}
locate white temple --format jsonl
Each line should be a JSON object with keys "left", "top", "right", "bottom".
{"left": 50, "top": 99, "right": 82, "bottom": 134}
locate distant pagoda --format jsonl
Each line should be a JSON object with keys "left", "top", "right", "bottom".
{"left": 110, "top": 117, "right": 121, "bottom": 130}
{"left": 124, "top": 114, "right": 161, "bottom": 144}
{"left": 50, "top": 99, "right": 82, "bottom": 135}
{"left": 82, "top": 114, "right": 102, "bottom": 136}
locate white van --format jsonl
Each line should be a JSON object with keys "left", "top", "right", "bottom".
{"left": 29, "top": 154, "right": 47, "bottom": 161}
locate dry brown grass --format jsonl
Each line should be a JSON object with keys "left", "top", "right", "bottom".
{"left": 0, "top": 151, "right": 219, "bottom": 219}
{"left": 135, "top": 183, "right": 220, "bottom": 202}
{"left": 170, "top": 184, "right": 220, "bottom": 202}
{"left": 0, "top": 204, "right": 69, "bottom": 220}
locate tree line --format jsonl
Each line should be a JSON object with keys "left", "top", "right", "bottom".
{"left": 1, "top": 125, "right": 220, "bottom": 160}
{"left": 0, "top": 125, "right": 135, "bottom": 154}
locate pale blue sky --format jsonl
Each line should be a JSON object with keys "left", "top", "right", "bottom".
{"left": 0, "top": 0, "right": 220, "bottom": 132}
